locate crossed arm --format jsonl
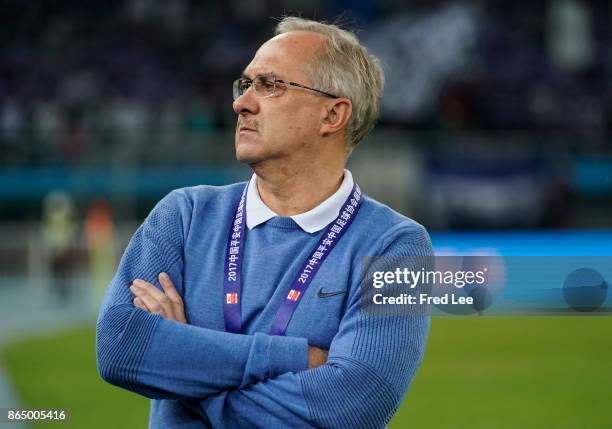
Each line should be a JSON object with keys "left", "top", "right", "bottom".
{"left": 126, "top": 268, "right": 429, "bottom": 429}
{"left": 130, "top": 273, "right": 328, "bottom": 369}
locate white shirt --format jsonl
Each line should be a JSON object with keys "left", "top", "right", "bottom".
{"left": 246, "top": 169, "right": 354, "bottom": 234}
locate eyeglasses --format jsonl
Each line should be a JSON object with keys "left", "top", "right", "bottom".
{"left": 232, "top": 74, "right": 338, "bottom": 101}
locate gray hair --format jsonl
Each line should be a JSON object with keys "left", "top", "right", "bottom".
{"left": 275, "top": 17, "right": 384, "bottom": 149}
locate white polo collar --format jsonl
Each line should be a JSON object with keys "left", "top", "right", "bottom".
{"left": 246, "top": 169, "right": 354, "bottom": 233}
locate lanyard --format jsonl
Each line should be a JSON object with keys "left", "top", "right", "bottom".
{"left": 223, "top": 181, "right": 363, "bottom": 335}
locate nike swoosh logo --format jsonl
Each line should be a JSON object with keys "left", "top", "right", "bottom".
{"left": 317, "top": 289, "right": 346, "bottom": 299}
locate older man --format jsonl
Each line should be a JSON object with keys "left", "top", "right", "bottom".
{"left": 97, "top": 17, "right": 432, "bottom": 428}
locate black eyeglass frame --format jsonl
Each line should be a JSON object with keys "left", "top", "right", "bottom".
{"left": 232, "top": 75, "right": 339, "bottom": 100}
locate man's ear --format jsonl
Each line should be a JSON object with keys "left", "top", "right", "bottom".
{"left": 319, "top": 98, "right": 352, "bottom": 137}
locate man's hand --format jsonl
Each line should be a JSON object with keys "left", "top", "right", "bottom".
{"left": 130, "top": 272, "right": 187, "bottom": 324}
{"left": 308, "top": 345, "right": 328, "bottom": 369}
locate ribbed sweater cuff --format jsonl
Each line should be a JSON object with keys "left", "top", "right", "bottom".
{"left": 268, "top": 334, "right": 309, "bottom": 376}
{"left": 240, "top": 333, "right": 308, "bottom": 388}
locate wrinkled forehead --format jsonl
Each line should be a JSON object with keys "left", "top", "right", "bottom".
{"left": 242, "top": 31, "right": 327, "bottom": 82}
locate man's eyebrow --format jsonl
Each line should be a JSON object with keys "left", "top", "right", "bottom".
{"left": 241, "top": 71, "right": 277, "bottom": 80}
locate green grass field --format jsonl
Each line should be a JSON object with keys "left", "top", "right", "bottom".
{"left": 2, "top": 316, "right": 611, "bottom": 428}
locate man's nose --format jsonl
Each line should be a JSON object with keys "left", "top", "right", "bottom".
{"left": 233, "top": 87, "right": 259, "bottom": 115}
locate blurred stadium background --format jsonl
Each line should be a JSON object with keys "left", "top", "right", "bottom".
{"left": 0, "top": 1, "right": 610, "bottom": 428}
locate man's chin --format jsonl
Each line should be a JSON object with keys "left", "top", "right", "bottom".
{"left": 235, "top": 139, "right": 267, "bottom": 164}
{"left": 235, "top": 148, "right": 263, "bottom": 164}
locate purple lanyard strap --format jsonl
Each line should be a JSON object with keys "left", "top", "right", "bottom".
{"left": 223, "top": 182, "right": 363, "bottom": 335}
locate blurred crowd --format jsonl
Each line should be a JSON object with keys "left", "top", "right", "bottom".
{"left": 2, "top": 0, "right": 612, "bottom": 166}
{"left": 369, "top": 1, "right": 612, "bottom": 130}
